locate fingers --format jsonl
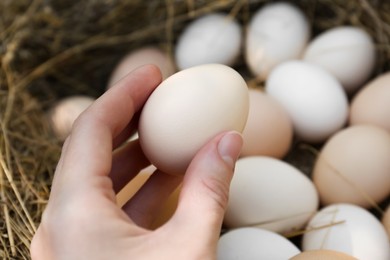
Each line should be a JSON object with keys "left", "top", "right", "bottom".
{"left": 109, "top": 139, "right": 151, "bottom": 193}
{"left": 112, "top": 111, "right": 141, "bottom": 149}
{"left": 167, "top": 131, "right": 242, "bottom": 239}
{"left": 122, "top": 170, "right": 183, "bottom": 228}
{"left": 53, "top": 65, "right": 162, "bottom": 193}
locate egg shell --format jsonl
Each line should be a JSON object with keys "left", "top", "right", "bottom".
{"left": 313, "top": 125, "right": 390, "bottom": 208}
{"left": 302, "top": 203, "right": 390, "bottom": 260}
{"left": 245, "top": 2, "right": 310, "bottom": 80}
{"left": 383, "top": 204, "right": 390, "bottom": 238}
{"left": 217, "top": 227, "right": 300, "bottom": 259}
{"left": 139, "top": 64, "right": 249, "bottom": 175}
{"left": 265, "top": 60, "right": 349, "bottom": 143}
{"left": 224, "top": 156, "right": 319, "bottom": 234}
{"left": 116, "top": 165, "right": 180, "bottom": 229}
{"left": 107, "top": 46, "right": 175, "bottom": 87}
{"left": 47, "top": 95, "right": 95, "bottom": 141}
{"left": 291, "top": 250, "right": 358, "bottom": 260}
{"left": 175, "top": 13, "right": 242, "bottom": 70}
{"left": 240, "top": 89, "right": 293, "bottom": 158}
{"left": 350, "top": 72, "right": 390, "bottom": 132}
{"left": 303, "top": 26, "right": 375, "bottom": 94}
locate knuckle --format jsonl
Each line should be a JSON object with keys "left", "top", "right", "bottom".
{"left": 200, "top": 174, "right": 230, "bottom": 212}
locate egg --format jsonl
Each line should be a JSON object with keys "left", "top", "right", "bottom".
{"left": 175, "top": 13, "right": 242, "bottom": 70}
{"left": 303, "top": 26, "right": 375, "bottom": 94}
{"left": 240, "top": 89, "right": 293, "bottom": 158}
{"left": 350, "top": 72, "right": 390, "bottom": 131}
{"left": 383, "top": 204, "right": 390, "bottom": 238}
{"left": 217, "top": 227, "right": 300, "bottom": 259}
{"left": 139, "top": 64, "right": 249, "bottom": 175}
{"left": 313, "top": 125, "right": 390, "bottom": 208}
{"left": 302, "top": 203, "right": 390, "bottom": 260}
{"left": 47, "top": 95, "right": 95, "bottom": 141}
{"left": 107, "top": 46, "right": 176, "bottom": 87}
{"left": 265, "top": 60, "right": 349, "bottom": 143}
{"left": 116, "top": 165, "right": 180, "bottom": 229}
{"left": 245, "top": 2, "right": 310, "bottom": 80}
{"left": 224, "top": 156, "right": 318, "bottom": 234}
{"left": 291, "top": 250, "right": 358, "bottom": 260}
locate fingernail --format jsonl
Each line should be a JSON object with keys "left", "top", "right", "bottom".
{"left": 218, "top": 131, "right": 243, "bottom": 169}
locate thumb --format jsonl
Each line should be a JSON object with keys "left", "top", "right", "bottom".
{"left": 169, "top": 131, "right": 242, "bottom": 239}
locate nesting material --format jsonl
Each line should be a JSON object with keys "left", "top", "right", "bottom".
{"left": 1, "top": 0, "right": 390, "bottom": 258}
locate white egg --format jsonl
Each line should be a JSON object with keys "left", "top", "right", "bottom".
{"left": 48, "top": 95, "right": 95, "bottom": 141}
{"left": 265, "top": 60, "right": 348, "bottom": 143}
{"left": 302, "top": 203, "right": 390, "bottom": 260}
{"left": 303, "top": 26, "right": 375, "bottom": 94}
{"left": 175, "top": 13, "right": 242, "bottom": 70}
{"left": 245, "top": 2, "right": 310, "bottom": 80}
{"left": 217, "top": 227, "right": 301, "bottom": 260}
{"left": 139, "top": 64, "right": 249, "bottom": 175}
{"left": 224, "top": 156, "right": 319, "bottom": 234}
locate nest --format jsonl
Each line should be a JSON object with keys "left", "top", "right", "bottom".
{"left": 1, "top": 0, "right": 390, "bottom": 258}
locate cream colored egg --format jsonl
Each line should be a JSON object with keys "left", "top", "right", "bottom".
{"left": 224, "top": 156, "right": 319, "bottom": 234}
{"left": 302, "top": 203, "right": 390, "bottom": 260}
{"left": 350, "top": 72, "right": 390, "bottom": 132}
{"left": 265, "top": 60, "right": 348, "bottom": 143}
{"left": 246, "top": 2, "right": 310, "bottom": 80}
{"left": 241, "top": 89, "right": 293, "bottom": 158}
{"left": 313, "top": 125, "right": 390, "bottom": 208}
{"left": 175, "top": 13, "right": 242, "bottom": 70}
{"left": 139, "top": 64, "right": 249, "bottom": 175}
{"left": 47, "top": 95, "right": 95, "bottom": 141}
{"left": 217, "top": 227, "right": 300, "bottom": 260}
{"left": 303, "top": 26, "right": 375, "bottom": 94}
{"left": 291, "top": 250, "right": 358, "bottom": 260}
{"left": 383, "top": 204, "right": 390, "bottom": 238}
{"left": 107, "top": 46, "right": 175, "bottom": 87}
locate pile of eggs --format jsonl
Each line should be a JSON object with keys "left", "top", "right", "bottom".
{"left": 47, "top": 1, "right": 390, "bottom": 259}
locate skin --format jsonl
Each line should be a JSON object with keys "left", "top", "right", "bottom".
{"left": 30, "top": 65, "right": 243, "bottom": 260}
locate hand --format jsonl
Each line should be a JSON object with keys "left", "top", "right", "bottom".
{"left": 30, "top": 65, "right": 243, "bottom": 260}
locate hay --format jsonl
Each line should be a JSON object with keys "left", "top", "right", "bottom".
{"left": 1, "top": 0, "right": 390, "bottom": 258}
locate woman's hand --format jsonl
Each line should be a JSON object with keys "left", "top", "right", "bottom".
{"left": 30, "top": 65, "right": 242, "bottom": 260}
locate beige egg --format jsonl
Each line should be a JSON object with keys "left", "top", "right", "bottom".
{"left": 383, "top": 204, "right": 390, "bottom": 238}
{"left": 291, "top": 250, "right": 358, "bottom": 260}
{"left": 225, "top": 156, "right": 318, "bottom": 234}
{"left": 139, "top": 64, "right": 249, "bottom": 175}
{"left": 313, "top": 125, "right": 390, "bottom": 208}
{"left": 107, "top": 46, "right": 176, "bottom": 87}
{"left": 241, "top": 88, "right": 293, "bottom": 158}
{"left": 47, "top": 95, "right": 95, "bottom": 141}
{"left": 350, "top": 72, "right": 390, "bottom": 132}
{"left": 116, "top": 165, "right": 180, "bottom": 230}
